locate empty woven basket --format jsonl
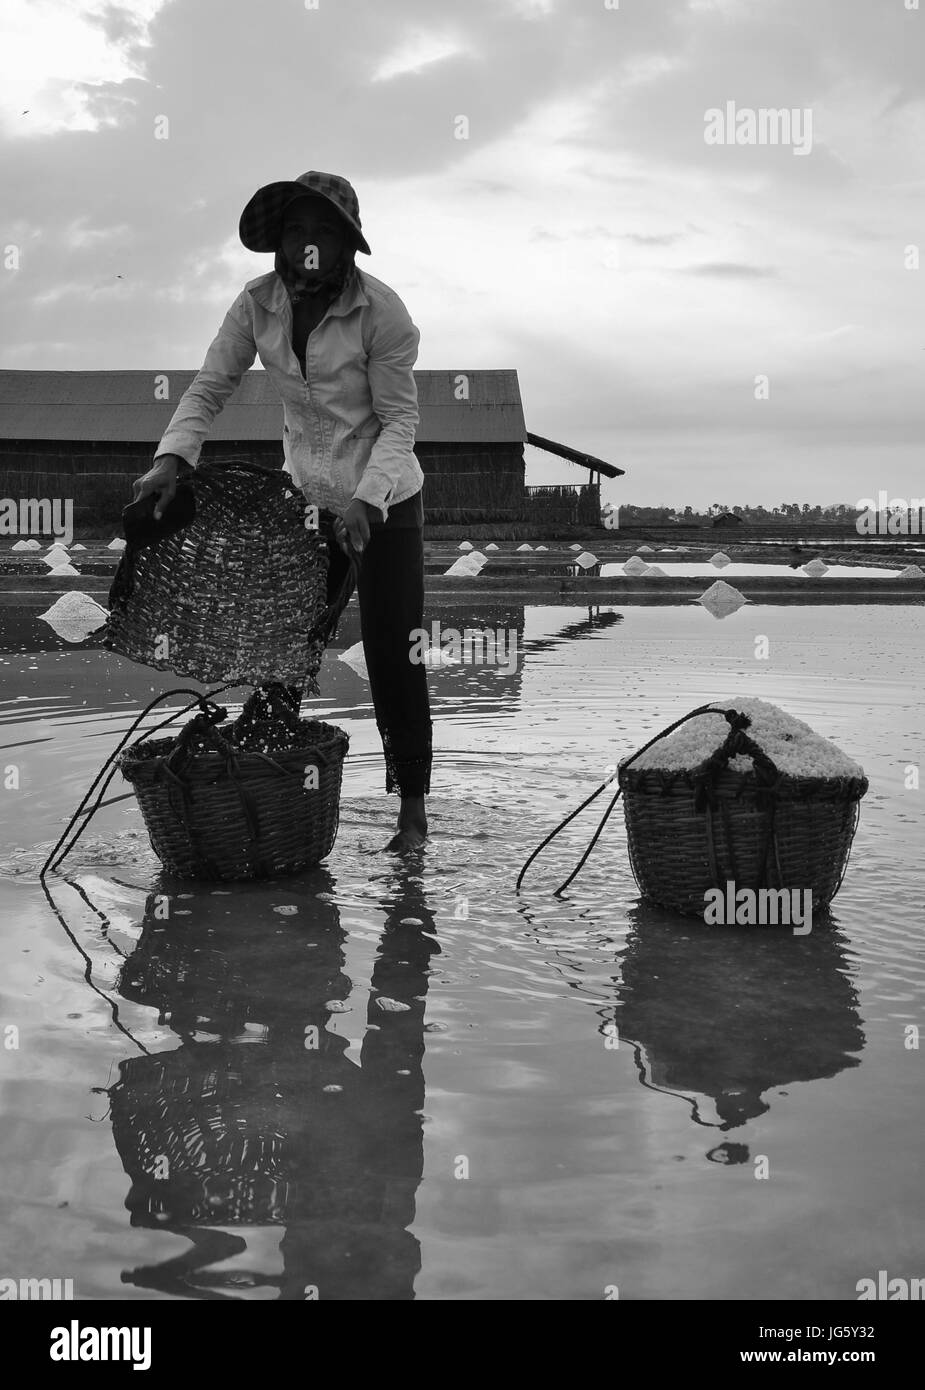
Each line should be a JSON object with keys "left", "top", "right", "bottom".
{"left": 103, "top": 458, "right": 350, "bottom": 690}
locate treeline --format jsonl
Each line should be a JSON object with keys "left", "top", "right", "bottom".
{"left": 615, "top": 503, "right": 863, "bottom": 523}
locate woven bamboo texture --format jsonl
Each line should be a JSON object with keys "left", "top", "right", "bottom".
{"left": 103, "top": 458, "right": 341, "bottom": 687}
{"left": 618, "top": 709, "right": 868, "bottom": 916}
{"left": 118, "top": 701, "right": 349, "bottom": 881}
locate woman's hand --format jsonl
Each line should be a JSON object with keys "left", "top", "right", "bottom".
{"left": 341, "top": 498, "right": 372, "bottom": 555}
{"left": 133, "top": 455, "right": 184, "bottom": 520}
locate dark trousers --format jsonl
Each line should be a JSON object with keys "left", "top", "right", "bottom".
{"left": 288, "top": 514, "right": 433, "bottom": 798}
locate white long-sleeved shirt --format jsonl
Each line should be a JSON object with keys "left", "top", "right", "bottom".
{"left": 154, "top": 266, "right": 424, "bottom": 523}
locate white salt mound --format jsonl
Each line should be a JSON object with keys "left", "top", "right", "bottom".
{"left": 898, "top": 564, "right": 924, "bottom": 579}
{"left": 710, "top": 552, "right": 731, "bottom": 568}
{"left": 23, "top": 539, "right": 41, "bottom": 550}
{"left": 802, "top": 558, "right": 829, "bottom": 577}
{"left": 444, "top": 555, "right": 481, "bottom": 577}
{"left": 338, "top": 641, "right": 369, "bottom": 680}
{"left": 45, "top": 562, "right": 80, "bottom": 577}
{"left": 536, "top": 544, "right": 548, "bottom": 551}
{"left": 485, "top": 542, "right": 499, "bottom": 551}
{"left": 623, "top": 556, "right": 649, "bottom": 577}
{"left": 43, "top": 547, "right": 70, "bottom": 567}
{"left": 38, "top": 591, "right": 109, "bottom": 642}
{"left": 575, "top": 550, "right": 599, "bottom": 570}
{"left": 46, "top": 541, "right": 68, "bottom": 551}
{"left": 641, "top": 564, "right": 668, "bottom": 577}
{"left": 569, "top": 543, "right": 583, "bottom": 551}
{"left": 637, "top": 544, "right": 654, "bottom": 554}
{"left": 458, "top": 540, "right": 474, "bottom": 551}
{"left": 628, "top": 696, "right": 864, "bottom": 779}
{"left": 70, "top": 543, "right": 87, "bottom": 551}
{"left": 516, "top": 542, "right": 533, "bottom": 551}
{"left": 697, "top": 579, "right": 748, "bottom": 617}
{"left": 107, "top": 538, "right": 126, "bottom": 551}
{"left": 11, "top": 540, "right": 30, "bottom": 551}
{"left": 467, "top": 550, "right": 488, "bottom": 570}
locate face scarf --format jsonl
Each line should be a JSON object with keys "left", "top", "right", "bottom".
{"left": 274, "top": 245, "right": 357, "bottom": 307}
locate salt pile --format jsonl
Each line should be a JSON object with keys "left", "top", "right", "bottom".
{"left": 458, "top": 540, "right": 474, "bottom": 551}
{"left": 802, "top": 558, "right": 829, "bottom": 577}
{"left": 21, "top": 539, "right": 41, "bottom": 550}
{"left": 516, "top": 543, "right": 533, "bottom": 552}
{"left": 443, "top": 555, "right": 482, "bottom": 577}
{"left": 628, "top": 696, "right": 864, "bottom": 779}
{"left": 641, "top": 564, "right": 668, "bottom": 577}
{"left": 637, "top": 544, "right": 654, "bottom": 554}
{"left": 38, "top": 591, "right": 109, "bottom": 643}
{"left": 43, "top": 547, "right": 70, "bottom": 568}
{"left": 569, "top": 543, "right": 583, "bottom": 552}
{"left": 710, "top": 552, "right": 731, "bottom": 568}
{"left": 11, "top": 540, "right": 31, "bottom": 551}
{"left": 44, "top": 562, "right": 80, "bottom": 577}
{"left": 46, "top": 541, "right": 68, "bottom": 551}
{"left": 623, "top": 556, "right": 649, "bottom": 577}
{"left": 697, "top": 579, "right": 748, "bottom": 617}
{"left": 485, "top": 542, "right": 499, "bottom": 551}
{"left": 574, "top": 551, "right": 599, "bottom": 570}
{"left": 536, "top": 544, "right": 548, "bottom": 551}
{"left": 70, "top": 543, "right": 87, "bottom": 551}
{"left": 898, "top": 564, "right": 924, "bottom": 579}
{"left": 338, "top": 641, "right": 369, "bottom": 680}
{"left": 467, "top": 550, "right": 488, "bottom": 571}
{"left": 108, "top": 538, "right": 127, "bottom": 551}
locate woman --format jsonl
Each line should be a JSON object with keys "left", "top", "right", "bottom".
{"left": 132, "top": 171, "right": 431, "bottom": 852}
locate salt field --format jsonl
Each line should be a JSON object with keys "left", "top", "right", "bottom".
{"left": 600, "top": 561, "right": 904, "bottom": 579}
{"left": 1, "top": 594, "right": 923, "bottom": 1300}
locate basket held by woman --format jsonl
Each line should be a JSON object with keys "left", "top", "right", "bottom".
{"left": 104, "top": 458, "right": 353, "bottom": 691}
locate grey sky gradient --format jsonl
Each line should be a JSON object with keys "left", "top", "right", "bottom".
{"left": 1, "top": 0, "right": 922, "bottom": 508}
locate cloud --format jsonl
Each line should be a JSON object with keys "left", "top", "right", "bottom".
{"left": 681, "top": 261, "right": 779, "bottom": 277}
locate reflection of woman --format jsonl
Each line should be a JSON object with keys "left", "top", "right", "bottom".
{"left": 131, "top": 171, "right": 431, "bottom": 852}
{"left": 108, "top": 870, "right": 439, "bottom": 1299}
{"left": 611, "top": 904, "right": 865, "bottom": 1158}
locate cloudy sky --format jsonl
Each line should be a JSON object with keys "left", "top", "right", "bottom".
{"left": 1, "top": 0, "right": 922, "bottom": 508}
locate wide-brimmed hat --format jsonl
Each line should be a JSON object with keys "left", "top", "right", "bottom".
{"left": 239, "top": 170, "right": 371, "bottom": 255}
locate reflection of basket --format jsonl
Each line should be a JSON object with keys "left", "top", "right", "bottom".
{"left": 619, "top": 708, "right": 868, "bottom": 916}
{"left": 103, "top": 458, "right": 352, "bottom": 689}
{"left": 117, "top": 692, "right": 349, "bottom": 880}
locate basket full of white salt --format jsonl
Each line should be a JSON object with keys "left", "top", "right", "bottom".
{"left": 617, "top": 698, "right": 868, "bottom": 916}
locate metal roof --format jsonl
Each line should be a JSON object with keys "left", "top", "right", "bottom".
{"left": 0, "top": 369, "right": 526, "bottom": 444}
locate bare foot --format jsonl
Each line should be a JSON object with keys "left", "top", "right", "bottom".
{"left": 383, "top": 796, "right": 428, "bottom": 853}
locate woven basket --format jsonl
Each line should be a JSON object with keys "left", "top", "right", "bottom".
{"left": 117, "top": 691, "right": 349, "bottom": 880}
{"left": 103, "top": 458, "right": 351, "bottom": 689}
{"left": 618, "top": 707, "right": 868, "bottom": 917}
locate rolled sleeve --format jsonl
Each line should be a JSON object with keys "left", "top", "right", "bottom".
{"left": 154, "top": 290, "right": 258, "bottom": 469}
{"left": 351, "top": 297, "right": 420, "bottom": 524}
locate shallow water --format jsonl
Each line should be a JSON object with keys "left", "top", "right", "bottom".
{"left": 1, "top": 598, "right": 923, "bottom": 1300}
{"left": 601, "top": 561, "right": 904, "bottom": 578}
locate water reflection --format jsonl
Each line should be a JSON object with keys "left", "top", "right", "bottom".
{"left": 106, "top": 868, "right": 439, "bottom": 1300}
{"left": 608, "top": 903, "right": 865, "bottom": 1162}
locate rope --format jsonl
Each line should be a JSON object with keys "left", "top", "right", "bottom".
{"left": 39, "top": 682, "right": 244, "bottom": 879}
{"left": 515, "top": 703, "right": 718, "bottom": 895}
